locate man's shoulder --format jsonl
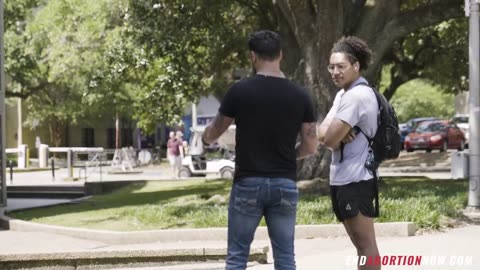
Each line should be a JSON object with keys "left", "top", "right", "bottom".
{"left": 231, "top": 76, "right": 257, "bottom": 87}
{"left": 343, "top": 85, "right": 374, "bottom": 100}
{"left": 232, "top": 76, "right": 305, "bottom": 93}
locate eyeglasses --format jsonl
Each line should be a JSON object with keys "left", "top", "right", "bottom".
{"left": 327, "top": 63, "right": 351, "bottom": 73}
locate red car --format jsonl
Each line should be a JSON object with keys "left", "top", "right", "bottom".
{"left": 404, "top": 120, "right": 466, "bottom": 152}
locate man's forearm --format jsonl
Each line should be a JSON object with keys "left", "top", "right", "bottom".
{"left": 296, "top": 122, "right": 318, "bottom": 159}
{"left": 317, "top": 117, "right": 333, "bottom": 143}
{"left": 324, "top": 119, "right": 351, "bottom": 151}
{"left": 296, "top": 143, "right": 314, "bottom": 160}
{"left": 317, "top": 124, "right": 328, "bottom": 144}
{"left": 201, "top": 113, "right": 234, "bottom": 145}
{"left": 326, "top": 142, "right": 341, "bottom": 151}
{"left": 203, "top": 125, "right": 223, "bottom": 145}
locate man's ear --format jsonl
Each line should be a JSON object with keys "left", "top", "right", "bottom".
{"left": 354, "top": 62, "right": 360, "bottom": 72}
{"left": 250, "top": 51, "right": 256, "bottom": 63}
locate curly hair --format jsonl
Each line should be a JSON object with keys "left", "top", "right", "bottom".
{"left": 331, "top": 36, "right": 373, "bottom": 71}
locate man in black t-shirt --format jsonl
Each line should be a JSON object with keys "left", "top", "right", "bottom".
{"left": 202, "top": 30, "right": 317, "bottom": 270}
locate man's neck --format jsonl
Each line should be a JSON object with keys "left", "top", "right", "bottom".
{"left": 256, "top": 69, "right": 285, "bottom": 78}
{"left": 344, "top": 76, "right": 363, "bottom": 91}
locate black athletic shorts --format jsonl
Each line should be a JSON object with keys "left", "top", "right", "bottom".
{"left": 330, "top": 179, "right": 377, "bottom": 222}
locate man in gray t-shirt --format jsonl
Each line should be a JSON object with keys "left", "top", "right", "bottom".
{"left": 327, "top": 77, "right": 378, "bottom": 186}
{"left": 319, "top": 36, "right": 381, "bottom": 269}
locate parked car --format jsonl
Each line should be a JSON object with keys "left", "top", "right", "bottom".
{"left": 404, "top": 120, "right": 466, "bottom": 152}
{"left": 399, "top": 117, "right": 439, "bottom": 149}
{"left": 451, "top": 114, "right": 469, "bottom": 148}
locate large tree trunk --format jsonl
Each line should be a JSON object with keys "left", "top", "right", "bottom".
{"left": 48, "top": 120, "right": 64, "bottom": 147}
{"left": 271, "top": 0, "right": 345, "bottom": 180}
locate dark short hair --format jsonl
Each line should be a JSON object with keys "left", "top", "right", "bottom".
{"left": 331, "top": 36, "right": 373, "bottom": 71}
{"left": 248, "top": 30, "right": 282, "bottom": 60}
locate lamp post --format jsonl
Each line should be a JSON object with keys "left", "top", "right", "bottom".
{"left": 468, "top": 0, "right": 480, "bottom": 209}
{"left": 0, "top": 0, "right": 7, "bottom": 207}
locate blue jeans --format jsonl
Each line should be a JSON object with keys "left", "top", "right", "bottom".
{"left": 226, "top": 177, "right": 298, "bottom": 270}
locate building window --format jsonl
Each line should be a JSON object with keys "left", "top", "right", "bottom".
{"left": 81, "top": 128, "right": 95, "bottom": 147}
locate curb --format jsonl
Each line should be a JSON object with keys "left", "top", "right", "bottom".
{"left": 0, "top": 246, "right": 269, "bottom": 270}
{"left": 379, "top": 166, "right": 450, "bottom": 173}
{"left": 0, "top": 211, "right": 415, "bottom": 244}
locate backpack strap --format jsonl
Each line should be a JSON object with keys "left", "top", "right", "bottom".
{"left": 372, "top": 170, "right": 380, "bottom": 217}
{"left": 350, "top": 82, "right": 380, "bottom": 216}
{"left": 338, "top": 82, "right": 369, "bottom": 163}
{"left": 339, "top": 142, "right": 345, "bottom": 162}
{"left": 357, "top": 127, "right": 373, "bottom": 144}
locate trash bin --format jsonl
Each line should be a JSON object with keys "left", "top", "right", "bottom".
{"left": 39, "top": 144, "right": 49, "bottom": 168}
{"left": 451, "top": 150, "right": 469, "bottom": 179}
{"left": 17, "top": 144, "right": 28, "bottom": 169}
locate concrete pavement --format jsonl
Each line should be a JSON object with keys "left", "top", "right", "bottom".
{"left": 106, "top": 225, "right": 480, "bottom": 270}
{"left": 1, "top": 224, "right": 479, "bottom": 269}
{"left": 1, "top": 197, "right": 478, "bottom": 269}
{"left": 5, "top": 164, "right": 178, "bottom": 186}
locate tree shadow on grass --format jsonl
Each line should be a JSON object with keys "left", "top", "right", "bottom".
{"left": 9, "top": 180, "right": 232, "bottom": 220}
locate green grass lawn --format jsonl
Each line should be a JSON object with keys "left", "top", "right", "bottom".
{"left": 9, "top": 178, "right": 468, "bottom": 231}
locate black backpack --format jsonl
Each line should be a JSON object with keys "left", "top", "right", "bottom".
{"left": 339, "top": 83, "right": 401, "bottom": 168}
{"left": 340, "top": 83, "right": 401, "bottom": 217}
{"left": 355, "top": 83, "right": 401, "bottom": 172}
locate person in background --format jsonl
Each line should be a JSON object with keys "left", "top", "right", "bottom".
{"left": 167, "top": 131, "right": 182, "bottom": 177}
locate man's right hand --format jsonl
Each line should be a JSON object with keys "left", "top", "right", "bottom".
{"left": 341, "top": 128, "right": 357, "bottom": 144}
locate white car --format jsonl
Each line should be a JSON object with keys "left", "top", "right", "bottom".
{"left": 178, "top": 125, "right": 236, "bottom": 179}
{"left": 451, "top": 114, "right": 469, "bottom": 147}
{"left": 179, "top": 154, "right": 235, "bottom": 178}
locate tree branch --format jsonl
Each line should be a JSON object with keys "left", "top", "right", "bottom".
{"left": 382, "top": 31, "right": 443, "bottom": 100}
{"left": 342, "top": 0, "right": 367, "bottom": 35}
{"left": 275, "top": 0, "right": 301, "bottom": 43}
{"left": 5, "top": 91, "right": 29, "bottom": 99}
{"left": 364, "top": 0, "right": 463, "bottom": 82}
{"left": 255, "top": 0, "right": 277, "bottom": 29}
{"left": 233, "top": 0, "right": 260, "bottom": 15}
{"left": 393, "top": 0, "right": 464, "bottom": 38}
{"left": 234, "top": 0, "right": 275, "bottom": 27}
{"left": 356, "top": 0, "right": 401, "bottom": 38}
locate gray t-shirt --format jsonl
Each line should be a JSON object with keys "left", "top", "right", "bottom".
{"left": 327, "top": 77, "right": 378, "bottom": 186}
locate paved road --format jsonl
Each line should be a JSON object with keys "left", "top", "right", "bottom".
{"left": 5, "top": 150, "right": 459, "bottom": 186}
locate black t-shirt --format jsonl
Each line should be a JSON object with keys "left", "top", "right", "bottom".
{"left": 219, "top": 74, "right": 316, "bottom": 181}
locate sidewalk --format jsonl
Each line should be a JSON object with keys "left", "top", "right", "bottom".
{"left": 1, "top": 199, "right": 480, "bottom": 269}
{"left": 1, "top": 224, "right": 479, "bottom": 269}
{"left": 5, "top": 164, "right": 179, "bottom": 186}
